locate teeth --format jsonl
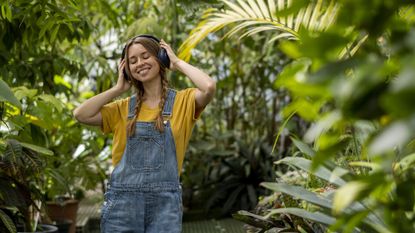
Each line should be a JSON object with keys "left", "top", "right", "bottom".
{"left": 138, "top": 68, "right": 150, "bottom": 75}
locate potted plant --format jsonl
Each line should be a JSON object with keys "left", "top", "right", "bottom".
{"left": 0, "top": 139, "right": 58, "bottom": 233}
{"left": 42, "top": 106, "right": 107, "bottom": 233}
{"left": 0, "top": 82, "right": 60, "bottom": 232}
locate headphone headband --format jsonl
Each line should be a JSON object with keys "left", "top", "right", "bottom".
{"left": 133, "top": 34, "right": 161, "bottom": 43}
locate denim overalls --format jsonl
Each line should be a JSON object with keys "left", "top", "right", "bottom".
{"left": 101, "top": 89, "right": 182, "bottom": 233}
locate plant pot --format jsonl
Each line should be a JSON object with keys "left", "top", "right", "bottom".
{"left": 46, "top": 199, "right": 78, "bottom": 233}
{"left": 18, "top": 224, "right": 58, "bottom": 233}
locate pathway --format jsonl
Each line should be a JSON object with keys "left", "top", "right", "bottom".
{"left": 75, "top": 195, "right": 246, "bottom": 233}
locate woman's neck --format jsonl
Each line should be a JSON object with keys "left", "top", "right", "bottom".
{"left": 142, "top": 76, "right": 162, "bottom": 101}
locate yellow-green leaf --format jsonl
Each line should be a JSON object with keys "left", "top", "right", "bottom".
{"left": 333, "top": 181, "right": 368, "bottom": 215}
{"left": 0, "top": 80, "right": 21, "bottom": 109}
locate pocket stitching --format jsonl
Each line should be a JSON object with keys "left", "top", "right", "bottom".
{"left": 127, "top": 136, "right": 165, "bottom": 171}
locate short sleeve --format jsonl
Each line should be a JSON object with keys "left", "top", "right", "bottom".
{"left": 174, "top": 88, "right": 204, "bottom": 123}
{"left": 100, "top": 98, "right": 128, "bottom": 134}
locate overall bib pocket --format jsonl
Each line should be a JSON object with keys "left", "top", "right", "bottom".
{"left": 127, "top": 135, "right": 165, "bottom": 172}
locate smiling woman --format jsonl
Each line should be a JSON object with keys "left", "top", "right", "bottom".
{"left": 73, "top": 34, "right": 216, "bottom": 233}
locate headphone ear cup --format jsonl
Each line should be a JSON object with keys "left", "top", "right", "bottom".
{"left": 123, "top": 67, "right": 130, "bottom": 81}
{"left": 158, "top": 48, "right": 170, "bottom": 68}
{"left": 121, "top": 46, "right": 130, "bottom": 80}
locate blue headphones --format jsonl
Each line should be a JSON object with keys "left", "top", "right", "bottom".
{"left": 122, "top": 35, "right": 170, "bottom": 80}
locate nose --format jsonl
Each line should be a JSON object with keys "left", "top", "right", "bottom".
{"left": 136, "top": 58, "right": 144, "bottom": 65}
{"left": 132, "top": 58, "right": 146, "bottom": 70}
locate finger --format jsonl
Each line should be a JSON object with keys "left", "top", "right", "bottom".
{"left": 118, "top": 59, "right": 125, "bottom": 68}
{"left": 160, "top": 44, "right": 173, "bottom": 52}
{"left": 160, "top": 39, "right": 169, "bottom": 47}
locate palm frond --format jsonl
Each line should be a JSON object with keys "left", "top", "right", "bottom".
{"left": 178, "top": 0, "right": 340, "bottom": 61}
{"left": 338, "top": 34, "right": 369, "bottom": 59}
{"left": 0, "top": 208, "right": 17, "bottom": 233}
{"left": 3, "top": 140, "right": 22, "bottom": 177}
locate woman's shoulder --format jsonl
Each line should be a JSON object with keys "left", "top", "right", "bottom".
{"left": 103, "top": 96, "right": 130, "bottom": 110}
{"left": 174, "top": 87, "right": 196, "bottom": 99}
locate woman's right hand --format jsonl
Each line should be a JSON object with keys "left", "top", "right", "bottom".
{"left": 114, "top": 59, "right": 131, "bottom": 93}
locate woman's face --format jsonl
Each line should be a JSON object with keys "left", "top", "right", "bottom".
{"left": 127, "top": 43, "right": 160, "bottom": 82}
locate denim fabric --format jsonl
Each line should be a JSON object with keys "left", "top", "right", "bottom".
{"left": 101, "top": 89, "right": 182, "bottom": 233}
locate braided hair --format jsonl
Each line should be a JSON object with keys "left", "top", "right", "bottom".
{"left": 124, "top": 37, "right": 169, "bottom": 137}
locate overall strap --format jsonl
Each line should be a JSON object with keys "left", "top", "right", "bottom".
{"left": 162, "top": 89, "right": 176, "bottom": 117}
{"left": 127, "top": 89, "right": 176, "bottom": 120}
{"left": 127, "top": 95, "right": 137, "bottom": 119}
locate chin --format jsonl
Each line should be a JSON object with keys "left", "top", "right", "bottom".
{"left": 133, "top": 73, "right": 159, "bottom": 82}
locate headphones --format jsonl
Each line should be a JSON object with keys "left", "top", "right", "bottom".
{"left": 121, "top": 35, "right": 170, "bottom": 80}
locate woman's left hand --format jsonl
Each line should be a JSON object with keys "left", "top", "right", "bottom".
{"left": 160, "top": 39, "right": 181, "bottom": 70}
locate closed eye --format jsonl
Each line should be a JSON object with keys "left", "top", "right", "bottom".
{"left": 142, "top": 53, "right": 150, "bottom": 59}
{"left": 129, "top": 57, "right": 137, "bottom": 64}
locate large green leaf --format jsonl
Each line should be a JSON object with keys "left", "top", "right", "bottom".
{"left": 0, "top": 80, "right": 21, "bottom": 109}
{"left": 20, "top": 142, "right": 54, "bottom": 156}
{"left": 265, "top": 207, "right": 335, "bottom": 225}
{"left": 275, "top": 157, "right": 348, "bottom": 186}
{"left": 261, "top": 182, "right": 332, "bottom": 209}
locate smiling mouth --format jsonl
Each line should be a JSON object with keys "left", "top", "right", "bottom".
{"left": 137, "top": 67, "right": 151, "bottom": 75}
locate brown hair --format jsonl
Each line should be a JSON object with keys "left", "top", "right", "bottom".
{"left": 124, "top": 37, "right": 169, "bottom": 137}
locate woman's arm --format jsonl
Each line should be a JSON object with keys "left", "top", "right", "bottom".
{"left": 73, "top": 60, "right": 130, "bottom": 126}
{"left": 160, "top": 40, "right": 216, "bottom": 113}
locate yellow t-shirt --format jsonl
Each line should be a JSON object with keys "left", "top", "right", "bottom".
{"left": 100, "top": 88, "right": 199, "bottom": 174}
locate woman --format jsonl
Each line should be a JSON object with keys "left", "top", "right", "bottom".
{"left": 73, "top": 35, "right": 216, "bottom": 233}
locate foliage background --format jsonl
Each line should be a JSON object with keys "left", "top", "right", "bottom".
{"left": 1, "top": 0, "right": 414, "bottom": 232}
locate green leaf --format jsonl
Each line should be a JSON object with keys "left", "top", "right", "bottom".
{"left": 275, "top": 157, "right": 348, "bottom": 186}
{"left": 20, "top": 142, "right": 54, "bottom": 156}
{"left": 333, "top": 181, "right": 368, "bottom": 215}
{"left": 1, "top": 4, "right": 12, "bottom": 22}
{"left": 191, "top": 141, "right": 216, "bottom": 151}
{"left": 37, "top": 94, "right": 63, "bottom": 113}
{"left": 53, "top": 75, "right": 72, "bottom": 89}
{"left": 265, "top": 207, "right": 335, "bottom": 225}
{"left": 0, "top": 80, "right": 21, "bottom": 108}
{"left": 0, "top": 139, "right": 6, "bottom": 150}
{"left": 0, "top": 209, "right": 17, "bottom": 233}
{"left": 50, "top": 24, "right": 60, "bottom": 43}
{"left": 1, "top": 5, "right": 5, "bottom": 20}
{"left": 394, "top": 153, "right": 415, "bottom": 173}
{"left": 272, "top": 111, "right": 296, "bottom": 154}
{"left": 291, "top": 137, "right": 316, "bottom": 157}
{"left": 349, "top": 161, "right": 381, "bottom": 171}
{"left": 13, "top": 86, "right": 38, "bottom": 100}
{"left": 304, "top": 111, "right": 342, "bottom": 143}
{"left": 279, "top": 40, "right": 302, "bottom": 58}
{"left": 261, "top": 182, "right": 333, "bottom": 208}
{"left": 369, "top": 116, "right": 415, "bottom": 155}
{"left": 232, "top": 210, "right": 277, "bottom": 229}
{"left": 5, "top": 4, "right": 11, "bottom": 21}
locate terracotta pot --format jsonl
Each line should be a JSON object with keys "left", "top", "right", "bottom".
{"left": 46, "top": 199, "right": 79, "bottom": 233}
